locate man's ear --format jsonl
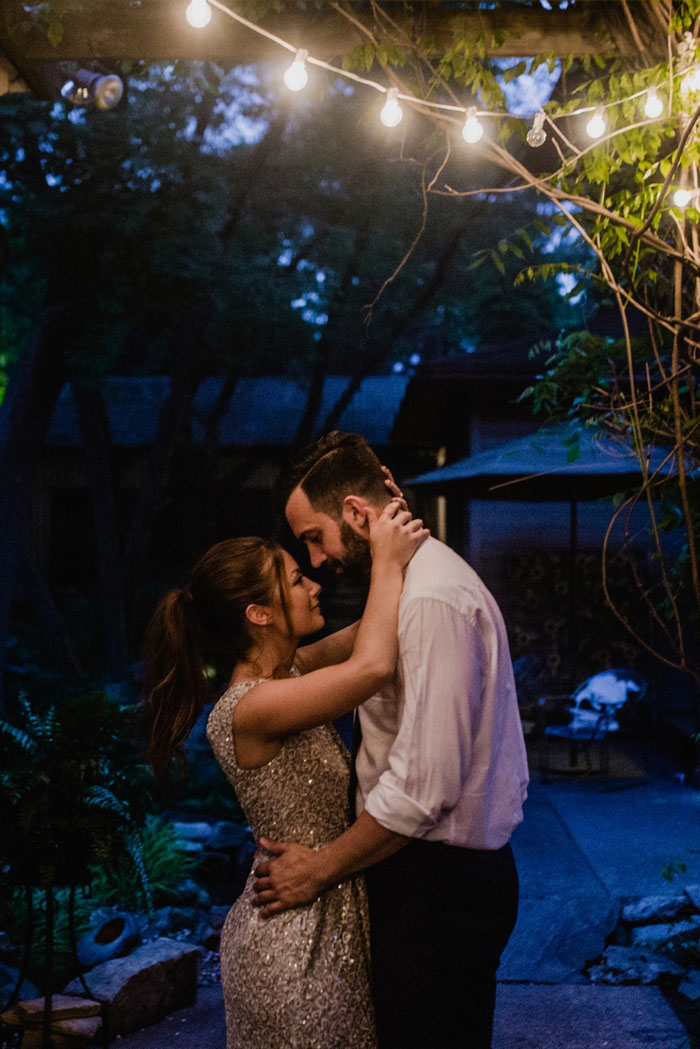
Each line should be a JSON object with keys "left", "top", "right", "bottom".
{"left": 245, "top": 603, "right": 272, "bottom": 627}
{"left": 341, "top": 495, "right": 376, "bottom": 532}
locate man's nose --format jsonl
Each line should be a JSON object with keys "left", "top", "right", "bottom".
{"left": 309, "top": 549, "right": 326, "bottom": 568}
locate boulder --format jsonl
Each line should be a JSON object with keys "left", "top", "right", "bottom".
{"left": 678, "top": 969, "right": 700, "bottom": 1001}
{"left": 209, "top": 904, "right": 230, "bottom": 932}
{"left": 63, "top": 937, "right": 199, "bottom": 1036}
{"left": 685, "top": 884, "right": 700, "bottom": 911}
{"left": 207, "top": 821, "right": 251, "bottom": 850}
{"left": 587, "top": 945, "right": 685, "bottom": 985}
{"left": 629, "top": 916, "right": 700, "bottom": 949}
{"left": 621, "top": 893, "right": 690, "bottom": 925}
{"left": 161, "top": 878, "right": 211, "bottom": 909}
{"left": 16, "top": 995, "right": 101, "bottom": 1022}
{"left": 0, "top": 963, "right": 39, "bottom": 1005}
{"left": 172, "top": 821, "right": 212, "bottom": 843}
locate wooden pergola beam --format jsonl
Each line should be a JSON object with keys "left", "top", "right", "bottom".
{"left": 0, "top": 1, "right": 667, "bottom": 70}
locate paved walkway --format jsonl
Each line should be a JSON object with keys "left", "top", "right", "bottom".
{"left": 115, "top": 758, "right": 700, "bottom": 1049}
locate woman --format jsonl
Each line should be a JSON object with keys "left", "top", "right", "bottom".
{"left": 143, "top": 502, "right": 427, "bottom": 1049}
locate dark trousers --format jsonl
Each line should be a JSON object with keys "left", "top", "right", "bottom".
{"left": 365, "top": 839, "right": 518, "bottom": 1049}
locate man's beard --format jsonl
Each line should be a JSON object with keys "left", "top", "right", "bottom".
{"left": 326, "top": 522, "right": 372, "bottom": 584}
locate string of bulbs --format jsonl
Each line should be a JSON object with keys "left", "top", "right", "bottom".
{"left": 184, "top": 0, "right": 700, "bottom": 205}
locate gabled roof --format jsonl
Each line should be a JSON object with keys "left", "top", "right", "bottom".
{"left": 46, "top": 375, "right": 411, "bottom": 449}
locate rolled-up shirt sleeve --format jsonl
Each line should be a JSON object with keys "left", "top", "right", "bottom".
{"left": 363, "top": 595, "right": 483, "bottom": 839}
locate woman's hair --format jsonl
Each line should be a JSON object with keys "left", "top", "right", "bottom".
{"left": 143, "top": 536, "right": 290, "bottom": 780}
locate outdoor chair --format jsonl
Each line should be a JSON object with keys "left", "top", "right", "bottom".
{"left": 537, "top": 668, "right": 647, "bottom": 780}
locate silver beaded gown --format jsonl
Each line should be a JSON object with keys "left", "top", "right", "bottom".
{"left": 206, "top": 676, "right": 377, "bottom": 1049}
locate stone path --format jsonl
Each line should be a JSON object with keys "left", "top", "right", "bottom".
{"left": 114, "top": 768, "right": 700, "bottom": 1049}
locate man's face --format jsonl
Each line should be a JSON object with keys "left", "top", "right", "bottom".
{"left": 285, "top": 485, "right": 371, "bottom": 577}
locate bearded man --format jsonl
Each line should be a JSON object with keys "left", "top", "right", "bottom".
{"left": 253, "top": 431, "right": 529, "bottom": 1049}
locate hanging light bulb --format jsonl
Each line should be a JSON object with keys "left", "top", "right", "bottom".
{"left": 462, "top": 106, "right": 483, "bottom": 144}
{"left": 681, "top": 67, "right": 700, "bottom": 94}
{"left": 673, "top": 188, "right": 693, "bottom": 208}
{"left": 380, "top": 88, "right": 403, "bottom": 128}
{"left": 526, "top": 112, "right": 547, "bottom": 148}
{"left": 284, "top": 50, "right": 308, "bottom": 92}
{"left": 186, "top": 0, "right": 212, "bottom": 28}
{"left": 586, "top": 107, "right": 606, "bottom": 139}
{"left": 644, "top": 87, "right": 663, "bottom": 119}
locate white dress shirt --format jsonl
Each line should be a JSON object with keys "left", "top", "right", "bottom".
{"left": 356, "top": 536, "right": 529, "bottom": 850}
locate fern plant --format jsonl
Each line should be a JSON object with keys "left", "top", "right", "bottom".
{"left": 0, "top": 690, "right": 151, "bottom": 893}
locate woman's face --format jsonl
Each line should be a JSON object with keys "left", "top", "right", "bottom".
{"left": 275, "top": 550, "right": 324, "bottom": 639}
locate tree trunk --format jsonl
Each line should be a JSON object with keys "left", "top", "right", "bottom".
{"left": 0, "top": 312, "right": 68, "bottom": 711}
{"left": 71, "top": 378, "right": 129, "bottom": 677}
{"left": 18, "top": 554, "right": 82, "bottom": 678}
{"left": 120, "top": 323, "right": 208, "bottom": 629}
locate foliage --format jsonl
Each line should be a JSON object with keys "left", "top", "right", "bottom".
{"left": 88, "top": 814, "right": 197, "bottom": 912}
{"left": 319, "top": 0, "right": 700, "bottom": 682}
{"left": 0, "top": 690, "right": 151, "bottom": 889}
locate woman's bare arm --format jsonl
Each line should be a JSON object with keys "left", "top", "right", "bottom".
{"left": 294, "top": 622, "right": 360, "bottom": 675}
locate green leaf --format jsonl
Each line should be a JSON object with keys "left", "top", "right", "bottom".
{"left": 47, "top": 13, "right": 64, "bottom": 49}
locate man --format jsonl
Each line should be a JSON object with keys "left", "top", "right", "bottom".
{"left": 253, "top": 432, "right": 529, "bottom": 1049}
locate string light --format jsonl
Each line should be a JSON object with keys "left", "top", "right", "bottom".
{"left": 681, "top": 67, "right": 700, "bottom": 94}
{"left": 673, "top": 188, "right": 694, "bottom": 208}
{"left": 380, "top": 88, "right": 403, "bottom": 128}
{"left": 526, "top": 112, "right": 547, "bottom": 148}
{"left": 180, "top": 0, "right": 687, "bottom": 167}
{"left": 644, "top": 88, "right": 664, "bottom": 119}
{"left": 186, "top": 0, "right": 212, "bottom": 28}
{"left": 586, "top": 107, "right": 606, "bottom": 139}
{"left": 284, "top": 49, "right": 308, "bottom": 92}
{"left": 462, "top": 107, "right": 484, "bottom": 144}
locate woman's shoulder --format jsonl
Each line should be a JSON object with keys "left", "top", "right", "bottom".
{"left": 206, "top": 678, "right": 262, "bottom": 742}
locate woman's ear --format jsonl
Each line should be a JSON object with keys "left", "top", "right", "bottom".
{"left": 245, "top": 603, "right": 272, "bottom": 627}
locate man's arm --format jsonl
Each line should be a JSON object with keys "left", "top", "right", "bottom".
{"left": 253, "top": 810, "right": 407, "bottom": 915}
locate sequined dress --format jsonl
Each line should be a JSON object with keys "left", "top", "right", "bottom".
{"left": 206, "top": 677, "right": 377, "bottom": 1049}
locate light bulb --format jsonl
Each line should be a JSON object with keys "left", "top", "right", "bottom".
{"left": 681, "top": 68, "right": 700, "bottom": 94}
{"left": 380, "top": 88, "right": 403, "bottom": 128}
{"left": 186, "top": 0, "right": 211, "bottom": 28}
{"left": 462, "top": 107, "right": 483, "bottom": 144}
{"left": 586, "top": 107, "right": 606, "bottom": 139}
{"left": 644, "top": 88, "right": 663, "bottom": 119}
{"left": 284, "top": 50, "right": 308, "bottom": 92}
{"left": 673, "top": 188, "right": 693, "bottom": 208}
{"left": 526, "top": 112, "right": 547, "bottom": 148}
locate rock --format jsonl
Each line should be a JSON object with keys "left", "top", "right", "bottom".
{"left": 161, "top": 878, "right": 211, "bottom": 909}
{"left": 587, "top": 945, "right": 685, "bottom": 985}
{"left": 16, "top": 995, "right": 101, "bottom": 1021}
{"left": 630, "top": 916, "right": 700, "bottom": 948}
{"left": 207, "top": 821, "right": 251, "bottom": 850}
{"left": 0, "top": 1010, "right": 24, "bottom": 1048}
{"left": 63, "top": 937, "right": 199, "bottom": 1036}
{"left": 685, "top": 884, "right": 700, "bottom": 911}
{"left": 0, "top": 932, "right": 16, "bottom": 961}
{"left": 209, "top": 904, "right": 230, "bottom": 931}
{"left": 144, "top": 906, "right": 210, "bottom": 944}
{"left": 0, "top": 963, "right": 39, "bottom": 1004}
{"left": 77, "top": 911, "right": 141, "bottom": 969}
{"left": 172, "top": 821, "right": 212, "bottom": 843}
{"left": 197, "top": 948, "right": 221, "bottom": 987}
{"left": 678, "top": 969, "right": 700, "bottom": 1001}
{"left": 621, "top": 893, "right": 690, "bottom": 925}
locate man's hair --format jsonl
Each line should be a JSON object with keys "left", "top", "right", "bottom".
{"left": 281, "top": 432, "right": 389, "bottom": 519}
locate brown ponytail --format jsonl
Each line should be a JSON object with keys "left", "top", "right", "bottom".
{"left": 143, "top": 536, "right": 289, "bottom": 780}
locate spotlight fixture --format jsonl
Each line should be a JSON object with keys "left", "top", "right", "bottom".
{"left": 60, "top": 69, "right": 124, "bottom": 111}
